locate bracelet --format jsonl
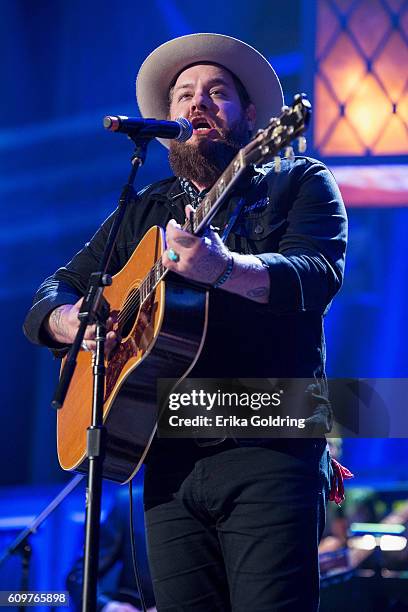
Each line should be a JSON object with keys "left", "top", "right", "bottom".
{"left": 213, "top": 255, "right": 234, "bottom": 288}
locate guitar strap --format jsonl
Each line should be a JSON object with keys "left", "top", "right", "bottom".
{"left": 220, "top": 197, "right": 246, "bottom": 244}
{"left": 220, "top": 165, "right": 270, "bottom": 243}
{"left": 178, "top": 176, "right": 247, "bottom": 244}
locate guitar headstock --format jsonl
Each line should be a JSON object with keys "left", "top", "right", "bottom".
{"left": 243, "top": 93, "right": 312, "bottom": 170}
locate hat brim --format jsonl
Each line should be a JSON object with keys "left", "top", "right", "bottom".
{"left": 136, "top": 33, "right": 284, "bottom": 148}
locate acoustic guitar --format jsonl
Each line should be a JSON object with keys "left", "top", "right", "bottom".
{"left": 57, "top": 94, "right": 312, "bottom": 483}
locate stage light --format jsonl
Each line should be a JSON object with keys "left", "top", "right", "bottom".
{"left": 348, "top": 534, "right": 377, "bottom": 550}
{"left": 314, "top": 0, "right": 408, "bottom": 157}
{"left": 350, "top": 522, "right": 406, "bottom": 535}
{"left": 379, "top": 535, "right": 407, "bottom": 551}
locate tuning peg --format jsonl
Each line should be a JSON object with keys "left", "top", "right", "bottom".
{"left": 281, "top": 105, "right": 290, "bottom": 114}
{"left": 274, "top": 156, "right": 281, "bottom": 173}
{"left": 297, "top": 136, "right": 307, "bottom": 153}
{"left": 284, "top": 146, "right": 295, "bottom": 160}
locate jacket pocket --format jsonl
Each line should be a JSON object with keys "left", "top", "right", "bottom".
{"left": 230, "top": 209, "right": 287, "bottom": 256}
{"left": 234, "top": 208, "right": 287, "bottom": 241}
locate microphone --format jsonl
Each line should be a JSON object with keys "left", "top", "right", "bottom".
{"left": 103, "top": 116, "right": 193, "bottom": 142}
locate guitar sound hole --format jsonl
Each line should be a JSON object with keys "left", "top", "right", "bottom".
{"left": 120, "top": 288, "right": 141, "bottom": 338}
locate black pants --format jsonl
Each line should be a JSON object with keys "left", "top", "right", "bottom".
{"left": 144, "top": 440, "right": 330, "bottom": 611}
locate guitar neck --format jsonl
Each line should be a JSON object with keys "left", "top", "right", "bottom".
{"left": 184, "top": 149, "right": 247, "bottom": 235}
{"left": 138, "top": 149, "right": 248, "bottom": 306}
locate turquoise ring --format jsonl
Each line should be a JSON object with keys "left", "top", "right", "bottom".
{"left": 168, "top": 248, "right": 180, "bottom": 262}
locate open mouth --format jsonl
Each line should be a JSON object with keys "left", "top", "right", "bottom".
{"left": 191, "top": 117, "right": 216, "bottom": 134}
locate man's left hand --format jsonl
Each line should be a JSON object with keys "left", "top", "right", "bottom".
{"left": 163, "top": 217, "right": 231, "bottom": 286}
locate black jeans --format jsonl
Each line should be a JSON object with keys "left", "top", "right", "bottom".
{"left": 144, "top": 440, "right": 330, "bottom": 611}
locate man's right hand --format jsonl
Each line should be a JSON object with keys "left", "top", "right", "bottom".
{"left": 45, "top": 297, "right": 119, "bottom": 355}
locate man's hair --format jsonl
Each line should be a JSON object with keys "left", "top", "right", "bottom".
{"left": 167, "top": 62, "right": 252, "bottom": 110}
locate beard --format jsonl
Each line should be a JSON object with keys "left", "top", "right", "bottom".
{"left": 168, "top": 116, "right": 251, "bottom": 188}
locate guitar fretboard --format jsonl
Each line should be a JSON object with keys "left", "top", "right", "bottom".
{"left": 188, "top": 149, "right": 246, "bottom": 234}
{"left": 135, "top": 148, "right": 247, "bottom": 311}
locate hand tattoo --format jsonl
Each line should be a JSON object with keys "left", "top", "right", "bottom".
{"left": 174, "top": 236, "right": 196, "bottom": 248}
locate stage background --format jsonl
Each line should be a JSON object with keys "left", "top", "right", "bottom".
{"left": 0, "top": 0, "right": 407, "bottom": 608}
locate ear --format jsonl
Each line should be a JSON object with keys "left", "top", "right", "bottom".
{"left": 245, "top": 103, "right": 256, "bottom": 132}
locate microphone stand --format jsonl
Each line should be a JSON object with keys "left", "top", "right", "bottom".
{"left": 0, "top": 475, "right": 84, "bottom": 611}
{"left": 52, "top": 135, "right": 150, "bottom": 612}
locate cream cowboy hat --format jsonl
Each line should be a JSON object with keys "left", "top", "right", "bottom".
{"left": 136, "top": 33, "right": 284, "bottom": 148}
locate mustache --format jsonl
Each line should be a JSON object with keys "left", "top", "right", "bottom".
{"left": 168, "top": 115, "right": 251, "bottom": 188}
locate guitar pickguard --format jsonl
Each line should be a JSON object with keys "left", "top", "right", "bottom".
{"left": 105, "top": 298, "right": 157, "bottom": 400}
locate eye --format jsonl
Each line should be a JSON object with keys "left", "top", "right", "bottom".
{"left": 210, "top": 89, "right": 226, "bottom": 97}
{"left": 178, "top": 92, "right": 192, "bottom": 101}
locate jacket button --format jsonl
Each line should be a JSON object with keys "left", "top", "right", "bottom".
{"left": 254, "top": 224, "right": 264, "bottom": 234}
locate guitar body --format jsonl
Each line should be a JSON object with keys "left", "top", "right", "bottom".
{"left": 57, "top": 226, "right": 209, "bottom": 483}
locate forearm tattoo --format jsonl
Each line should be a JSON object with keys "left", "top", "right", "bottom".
{"left": 247, "top": 287, "right": 269, "bottom": 298}
{"left": 232, "top": 259, "right": 260, "bottom": 280}
{"left": 49, "top": 305, "right": 70, "bottom": 339}
{"left": 224, "top": 255, "right": 270, "bottom": 303}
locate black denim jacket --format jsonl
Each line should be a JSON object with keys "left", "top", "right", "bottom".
{"left": 23, "top": 156, "right": 347, "bottom": 381}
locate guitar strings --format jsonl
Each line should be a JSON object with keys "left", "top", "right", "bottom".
{"left": 115, "top": 178, "right": 238, "bottom": 329}
{"left": 116, "top": 259, "right": 164, "bottom": 326}
{"left": 115, "top": 217, "right": 196, "bottom": 329}
{"left": 115, "top": 202, "right": 216, "bottom": 329}
{"left": 114, "top": 162, "right": 240, "bottom": 329}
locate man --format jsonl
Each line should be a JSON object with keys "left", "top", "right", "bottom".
{"left": 24, "top": 34, "right": 347, "bottom": 611}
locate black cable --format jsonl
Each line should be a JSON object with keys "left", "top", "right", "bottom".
{"left": 129, "top": 479, "right": 148, "bottom": 612}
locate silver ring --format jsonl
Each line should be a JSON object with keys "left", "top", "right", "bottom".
{"left": 81, "top": 340, "right": 89, "bottom": 351}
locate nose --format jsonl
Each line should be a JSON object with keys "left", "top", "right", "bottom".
{"left": 190, "top": 89, "right": 210, "bottom": 112}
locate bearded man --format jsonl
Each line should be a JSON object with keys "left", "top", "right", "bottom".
{"left": 24, "top": 34, "right": 348, "bottom": 611}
